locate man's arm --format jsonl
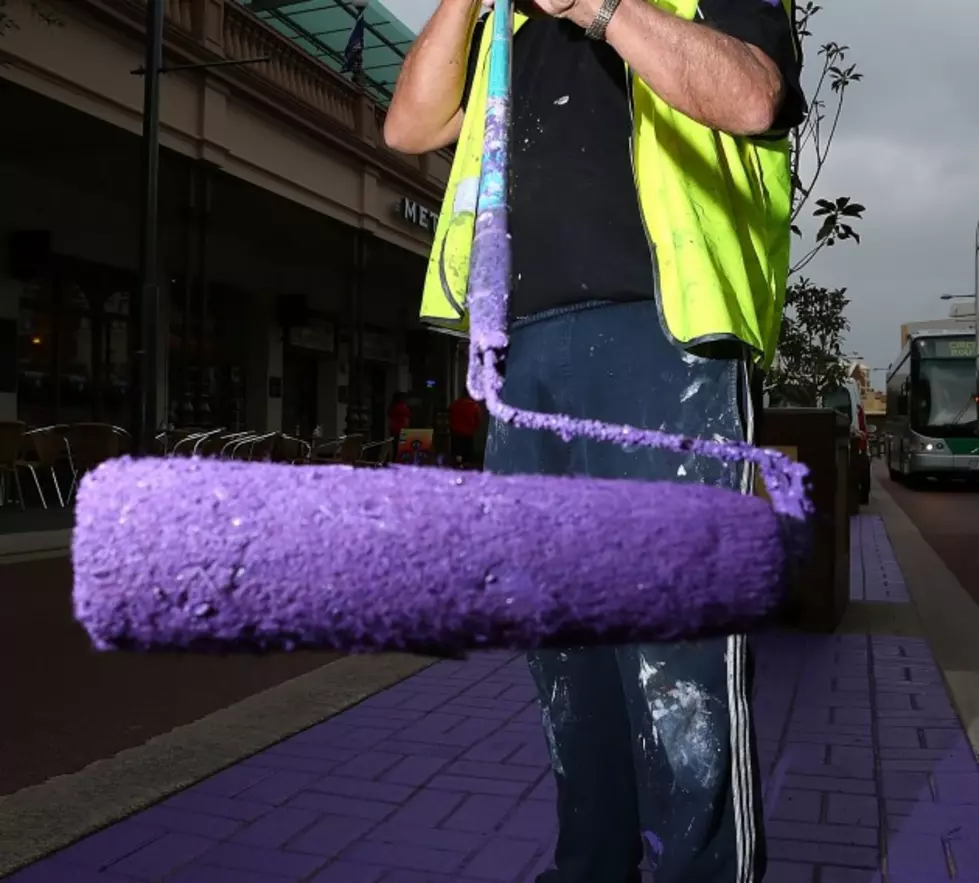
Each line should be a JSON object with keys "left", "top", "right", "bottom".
{"left": 384, "top": 0, "right": 484, "bottom": 154}
{"left": 567, "top": 0, "right": 788, "bottom": 136}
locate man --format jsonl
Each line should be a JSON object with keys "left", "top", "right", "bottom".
{"left": 449, "top": 389, "right": 482, "bottom": 465}
{"left": 385, "top": 2, "right": 804, "bottom": 881}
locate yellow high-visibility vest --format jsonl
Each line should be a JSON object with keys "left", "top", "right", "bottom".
{"left": 420, "top": 0, "right": 794, "bottom": 369}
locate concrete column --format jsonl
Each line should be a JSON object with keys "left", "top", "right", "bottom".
{"left": 267, "top": 325, "right": 283, "bottom": 433}
{"left": 317, "top": 355, "right": 339, "bottom": 439}
{"left": 156, "top": 284, "right": 170, "bottom": 429}
{"left": 243, "top": 296, "right": 283, "bottom": 433}
{"left": 345, "top": 234, "right": 370, "bottom": 437}
{"left": 0, "top": 273, "right": 20, "bottom": 422}
{"left": 336, "top": 340, "right": 350, "bottom": 437}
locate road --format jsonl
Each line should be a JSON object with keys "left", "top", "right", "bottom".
{"left": 1, "top": 556, "right": 340, "bottom": 796}
{"left": 875, "top": 460, "right": 979, "bottom": 609}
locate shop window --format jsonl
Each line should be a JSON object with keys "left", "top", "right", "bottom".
{"left": 17, "top": 279, "right": 56, "bottom": 427}
{"left": 16, "top": 260, "right": 134, "bottom": 429}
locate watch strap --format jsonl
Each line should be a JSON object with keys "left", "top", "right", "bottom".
{"left": 584, "top": 0, "right": 623, "bottom": 40}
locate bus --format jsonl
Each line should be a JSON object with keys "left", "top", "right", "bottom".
{"left": 884, "top": 329, "right": 979, "bottom": 482}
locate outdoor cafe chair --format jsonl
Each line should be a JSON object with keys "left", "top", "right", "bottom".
{"left": 24, "top": 426, "right": 72, "bottom": 509}
{"left": 0, "top": 421, "right": 27, "bottom": 510}
{"left": 61, "top": 423, "right": 121, "bottom": 504}
{"left": 357, "top": 438, "right": 394, "bottom": 468}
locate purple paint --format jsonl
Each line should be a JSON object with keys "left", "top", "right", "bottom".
{"left": 73, "top": 457, "right": 789, "bottom": 654}
{"left": 643, "top": 830, "right": 664, "bottom": 857}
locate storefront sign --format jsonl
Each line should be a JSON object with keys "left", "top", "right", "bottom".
{"left": 289, "top": 320, "right": 335, "bottom": 353}
{"left": 397, "top": 197, "right": 439, "bottom": 234}
{"left": 360, "top": 329, "right": 397, "bottom": 363}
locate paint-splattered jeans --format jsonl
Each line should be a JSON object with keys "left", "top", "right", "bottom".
{"left": 484, "top": 300, "right": 766, "bottom": 883}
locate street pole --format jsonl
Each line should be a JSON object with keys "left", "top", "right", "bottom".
{"left": 973, "top": 219, "right": 979, "bottom": 406}
{"left": 135, "top": 0, "right": 164, "bottom": 455}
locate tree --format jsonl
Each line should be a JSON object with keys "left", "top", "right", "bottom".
{"left": 788, "top": 2, "right": 865, "bottom": 277}
{"left": 770, "top": 278, "right": 851, "bottom": 407}
{"left": 769, "top": 2, "right": 865, "bottom": 406}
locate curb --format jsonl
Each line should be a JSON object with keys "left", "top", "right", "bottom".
{"left": 0, "top": 529, "right": 72, "bottom": 566}
{"left": 872, "top": 473, "right": 979, "bottom": 759}
{"left": 0, "top": 653, "right": 436, "bottom": 877}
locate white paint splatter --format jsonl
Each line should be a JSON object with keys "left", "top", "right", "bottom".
{"left": 541, "top": 677, "right": 571, "bottom": 777}
{"left": 638, "top": 657, "right": 659, "bottom": 692}
{"left": 680, "top": 378, "right": 705, "bottom": 402}
{"left": 645, "top": 681, "right": 720, "bottom": 790}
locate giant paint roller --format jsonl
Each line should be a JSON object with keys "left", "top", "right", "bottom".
{"left": 72, "top": 0, "right": 811, "bottom": 656}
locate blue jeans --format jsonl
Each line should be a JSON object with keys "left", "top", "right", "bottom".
{"left": 484, "top": 300, "right": 766, "bottom": 883}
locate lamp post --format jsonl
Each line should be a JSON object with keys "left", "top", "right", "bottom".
{"left": 135, "top": 0, "right": 165, "bottom": 455}
{"left": 937, "top": 219, "right": 979, "bottom": 403}
{"left": 133, "top": 9, "right": 270, "bottom": 451}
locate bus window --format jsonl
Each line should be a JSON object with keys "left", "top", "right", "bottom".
{"left": 911, "top": 358, "right": 976, "bottom": 436}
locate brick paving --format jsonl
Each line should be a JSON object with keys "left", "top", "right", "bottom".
{"left": 8, "top": 516, "right": 979, "bottom": 883}
{"left": 850, "top": 516, "right": 910, "bottom": 603}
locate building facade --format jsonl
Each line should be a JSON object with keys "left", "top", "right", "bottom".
{"left": 0, "top": 0, "right": 460, "bottom": 444}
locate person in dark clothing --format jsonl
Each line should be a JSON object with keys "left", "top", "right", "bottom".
{"left": 387, "top": 391, "right": 411, "bottom": 462}
{"left": 385, "top": 2, "right": 805, "bottom": 881}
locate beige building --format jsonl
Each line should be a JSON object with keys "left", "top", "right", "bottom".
{"left": 0, "top": 0, "right": 460, "bottom": 442}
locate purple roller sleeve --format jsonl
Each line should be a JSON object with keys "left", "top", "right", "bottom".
{"left": 72, "top": 458, "right": 789, "bottom": 654}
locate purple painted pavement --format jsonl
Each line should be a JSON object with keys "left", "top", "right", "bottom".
{"left": 10, "top": 517, "right": 978, "bottom": 883}
{"left": 850, "top": 516, "right": 910, "bottom": 603}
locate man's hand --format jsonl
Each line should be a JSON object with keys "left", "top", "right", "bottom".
{"left": 512, "top": 0, "right": 602, "bottom": 28}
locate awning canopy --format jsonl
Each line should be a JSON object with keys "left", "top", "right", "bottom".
{"left": 238, "top": 0, "right": 417, "bottom": 107}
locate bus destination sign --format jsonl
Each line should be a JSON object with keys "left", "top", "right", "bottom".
{"left": 917, "top": 337, "right": 977, "bottom": 359}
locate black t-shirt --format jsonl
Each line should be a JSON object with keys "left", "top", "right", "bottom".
{"left": 462, "top": 2, "right": 806, "bottom": 319}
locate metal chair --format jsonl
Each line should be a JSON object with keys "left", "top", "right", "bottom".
{"left": 224, "top": 433, "right": 258, "bottom": 459}
{"left": 230, "top": 432, "right": 279, "bottom": 462}
{"left": 337, "top": 435, "right": 365, "bottom": 466}
{"left": 308, "top": 437, "right": 343, "bottom": 463}
{"left": 61, "top": 423, "right": 121, "bottom": 503}
{"left": 274, "top": 434, "right": 312, "bottom": 464}
{"left": 24, "top": 426, "right": 72, "bottom": 508}
{"left": 170, "top": 429, "right": 213, "bottom": 456}
{"left": 0, "top": 421, "right": 27, "bottom": 509}
{"left": 357, "top": 438, "right": 394, "bottom": 467}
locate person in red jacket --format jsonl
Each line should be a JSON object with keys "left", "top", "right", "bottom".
{"left": 387, "top": 392, "right": 411, "bottom": 442}
{"left": 449, "top": 390, "right": 482, "bottom": 466}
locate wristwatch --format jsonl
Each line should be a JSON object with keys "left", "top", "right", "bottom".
{"left": 584, "top": 0, "right": 624, "bottom": 41}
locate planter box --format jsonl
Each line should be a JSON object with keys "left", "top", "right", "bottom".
{"left": 760, "top": 408, "right": 851, "bottom": 632}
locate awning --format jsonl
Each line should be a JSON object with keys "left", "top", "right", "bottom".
{"left": 237, "top": 0, "right": 417, "bottom": 107}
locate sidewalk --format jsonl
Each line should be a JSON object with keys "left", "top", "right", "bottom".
{"left": 0, "top": 507, "right": 72, "bottom": 565}
{"left": 7, "top": 515, "right": 979, "bottom": 883}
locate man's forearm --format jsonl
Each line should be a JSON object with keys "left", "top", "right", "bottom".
{"left": 571, "top": 0, "right": 785, "bottom": 136}
{"left": 385, "top": 0, "right": 483, "bottom": 154}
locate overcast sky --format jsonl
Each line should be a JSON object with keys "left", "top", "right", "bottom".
{"left": 385, "top": 0, "right": 979, "bottom": 383}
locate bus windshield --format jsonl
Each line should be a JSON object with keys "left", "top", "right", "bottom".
{"left": 912, "top": 358, "right": 977, "bottom": 437}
